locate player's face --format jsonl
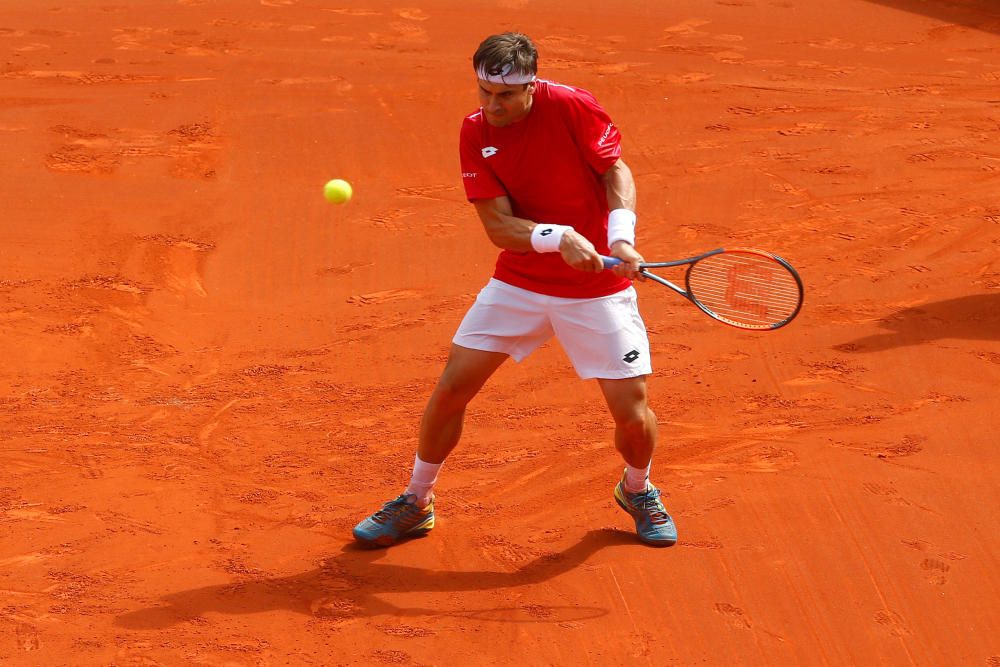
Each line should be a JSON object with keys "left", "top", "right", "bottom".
{"left": 478, "top": 80, "right": 535, "bottom": 127}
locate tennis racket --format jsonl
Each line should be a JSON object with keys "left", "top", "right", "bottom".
{"left": 602, "top": 248, "right": 804, "bottom": 330}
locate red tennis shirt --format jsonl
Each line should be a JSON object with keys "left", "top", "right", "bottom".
{"left": 459, "top": 79, "right": 631, "bottom": 298}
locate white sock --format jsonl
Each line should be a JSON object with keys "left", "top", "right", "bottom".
{"left": 624, "top": 461, "right": 651, "bottom": 493}
{"left": 405, "top": 453, "right": 442, "bottom": 507}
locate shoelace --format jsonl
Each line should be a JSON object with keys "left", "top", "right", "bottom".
{"left": 371, "top": 497, "right": 420, "bottom": 525}
{"left": 636, "top": 488, "right": 670, "bottom": 526}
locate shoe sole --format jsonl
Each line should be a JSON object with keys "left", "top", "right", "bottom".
{"left": 614, "top": 489, "right": 677, "bottom": 547}
{"left": 353, "top": 528, "right": 432, "bottom": 548}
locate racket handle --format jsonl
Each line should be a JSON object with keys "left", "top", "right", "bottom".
{"left": 601, "top": 256, "right": 622, "bottom": 269}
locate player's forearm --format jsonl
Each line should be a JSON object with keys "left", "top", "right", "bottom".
{"left": 481, "top": 211, "right": 537, "bottom": 251}
{"left": 604, "top": 159, "right": 636, "bottom": 212}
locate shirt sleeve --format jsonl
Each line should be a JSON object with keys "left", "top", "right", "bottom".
{"left": 561, "top": 86, "right": 622, "bottom": 175}
{"left": 459, "top": 114, "right": 507, "bottom": 201}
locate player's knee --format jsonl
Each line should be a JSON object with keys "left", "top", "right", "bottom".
{"left": 431, "top": 376, "right": 479, "bottom": 409}
{"left": 613, "top": 408, "right": 650, "bottom": 438}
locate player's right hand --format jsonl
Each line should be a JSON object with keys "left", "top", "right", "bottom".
{"left": 609, "top": 241, "right": 644, "bottom": 280}
{"left": 559, "top": 230, "right": 604, "bottom": 272}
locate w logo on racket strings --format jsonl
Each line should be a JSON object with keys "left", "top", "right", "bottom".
{"left": 623, "top": 349, "right": 640, "bottom": 363}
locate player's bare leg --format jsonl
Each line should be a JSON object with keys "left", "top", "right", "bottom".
{"left": 598, "top": 375, "right": 677, "bottom": 546}
{"left": 418, "top": 344, "right": 509, "bottom": 464}
{"left": 353, "top": 344, "right": 506, "bottom": 547}
{"left": 597, "top": 375, "right": 657, "bottom": 469}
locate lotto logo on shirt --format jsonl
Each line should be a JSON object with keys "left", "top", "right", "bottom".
{"left": 481, "top": 146, "right": 498, "bottom": 158}
{"left": 462, "top": 172, "right": 477, "bottom": 179}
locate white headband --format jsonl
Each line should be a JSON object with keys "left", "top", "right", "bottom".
{"left": 476, "top": 63, "right": 536, "bottom": 85}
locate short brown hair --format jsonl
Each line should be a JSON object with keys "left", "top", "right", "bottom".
{"left": 473, "top": 32, "right": 537, "bottom": 82}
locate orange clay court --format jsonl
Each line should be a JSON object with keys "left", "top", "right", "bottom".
{"left": 1, "top": 0, "right": 999, "bottom": 664}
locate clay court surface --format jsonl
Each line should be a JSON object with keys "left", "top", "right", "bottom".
{"left": 2, "top": 0, "right": 999, "bottom": 664}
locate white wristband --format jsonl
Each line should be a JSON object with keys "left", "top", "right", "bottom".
{"left": 607, "top": 208, "right": 637, "bottom": 248}
{"left": 530, "top": 224, "right": 573, "bottom": 253}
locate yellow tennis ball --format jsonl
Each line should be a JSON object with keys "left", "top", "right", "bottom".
{"left": 323, "top": 178, "right": 352, "bottom": 204}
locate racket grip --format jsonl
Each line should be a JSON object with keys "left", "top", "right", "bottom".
{"left": 601, "top": 256, "right": 622, "bottom": 269}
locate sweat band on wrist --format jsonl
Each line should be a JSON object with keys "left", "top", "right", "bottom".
{"left": 531, "top": 224, "right": 573, "bottom": 253}
{"left": 607, "top": 208, "right": 637, "bottom": 248}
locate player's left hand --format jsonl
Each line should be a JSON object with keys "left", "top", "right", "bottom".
{"left": 609, "top": 241, "right": 644, "bottom": 280}
{"left": 559, "top": 230, "right": 604, "bottom": 272}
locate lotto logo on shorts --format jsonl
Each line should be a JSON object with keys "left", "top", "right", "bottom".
{"left": 623, "top": 349, "right": 640, "bottom": 363}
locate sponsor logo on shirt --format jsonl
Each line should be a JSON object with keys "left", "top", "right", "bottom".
{"left": 462, "top": 172, "right": 477, "bottom": 178}
{"left": 597, "top": 123, "right": 614, "bottom": 146}
{"left": 481, "top": 146, "right": 498, "bottom": 158}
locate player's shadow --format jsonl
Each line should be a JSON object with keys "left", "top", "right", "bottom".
{"left": 862, "top": 0, "right": 1000, "bottom": 35}
{"left": 115, "top": 528, "right": 639, "bottom": 629}
{"left": 834, "top": 293, "right": 1000, "bottom": 352}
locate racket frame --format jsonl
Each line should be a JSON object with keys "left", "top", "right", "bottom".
{"left": 603, "top": 248, "right": 804, "bottom": 330}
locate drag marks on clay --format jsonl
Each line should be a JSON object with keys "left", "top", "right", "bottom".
{"left": 441, "top": 487, "right": 503, "bottom": 519}
{"left": 713, "top": 602, "right": 786, "bottom": 642}
{"left": 165, "top": 122, "right": 220, "bottom": 179}
{"left": 134, "top": 234, "right": 215, "bottom": 297}
{"left": 46, "top": 122, "right": 220, "bottom": 179}
{"left": 365, "top": 207, "right": 417, "bottom": 230}
{"left": 667, "top": 72, "right": 714, "bottom": 84}
{"left": 321, "top": 7, "right": 381, "bottom": 16}
{"left": 448, "top": 447, "right": 539, "bottom": 471}
{"left": 680, "top": 539, "right": 723, "bottom": 550}
{"left": 320, "top": 262, "right": 373, "bottom": 277}
{"left": 478, "top": 535, "right": 537, "bottom": 569}
{"left": 238, "top": 487, "right": 281, "bottom": 505}
{"left": 790, "top": 357, "right": 868, "bottom": 387}
{"left": 367, "top": 21, "right": 429, "bottom": 51}
{"left": 676, "top": 497, "right": 735, "bottom": 521}
{"left": 803, "top": 38, "right": 855, "bottom": 51}
{"left": 1, "top": 69, "right": 164, "bottom": 85}
{"left": 346, "top": 289, "right": 421, "bottom": 305}
{"left": 777, "top": 122, "right": 835, "bottom": 136}
{"left": 919, "top": 558, "right": 950, "bottom": 586}
{"left": 714, "top": 602, "right": 751, "bottom": 629}
{"left": 14, "top": 622, "right": 40, "bottom": 651}
{"left": 900, "top": 538, "right": 966, "bottom": 587}
{"left": 394, "top": 8, "right": 429, "bottom": 21}
{"left": 371, "top": 649, "right": 414, "bottom": 664}
{"left": 974, "top": 350, "right": 1000, "bottom": 364}
{"left": 46, "top": 569, "right": 119, "bottom": 614}
{"left": 258, "top": 74, "right": 351, "bottom": 90}
{"left": 396, "top": 184, "right": 459, "bottom": 200}
{"left": 727, "top": 104, "right": 801, "bottom": 118}
{"left": 873, "top": 608, "right": 911, "bottom": 637}
{"left": 861, "top": 482, "right": 936, "bottom": 515}
{"left": 97, "top": 510, "right": 164, "bottom": 535}
{"left": 0, "top": 96, "right": 75, "bottom": 110}
{"left": 69, "top": 452, "right": 105, "bottom": 480}
{"left": 0, "top": 551, "right": 51, "bottom": 568}
{"left": 839, "top": 434, "right": 926, "bottom": 461}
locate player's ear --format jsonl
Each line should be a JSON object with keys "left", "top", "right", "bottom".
{"left": 526, "top": 81, "right": 536, "bottom": 94}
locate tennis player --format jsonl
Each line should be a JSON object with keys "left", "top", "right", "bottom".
{"left": 353, "top": 32, "right": 676, "bottom": 547}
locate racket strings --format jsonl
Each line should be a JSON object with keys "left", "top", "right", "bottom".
{"left": 687, "top": 254, "right": 801, "bottom": 327}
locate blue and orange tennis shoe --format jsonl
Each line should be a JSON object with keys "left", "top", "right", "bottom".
{"left": 614, "top": 474, "right": 677, "bottom": 547}
{"left": 352, "top": 493, "right": 435, "bottom": 547}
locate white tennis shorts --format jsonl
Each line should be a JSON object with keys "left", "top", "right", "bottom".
{"left": 453, "top": 279, "right": 652, "bottom": 380}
